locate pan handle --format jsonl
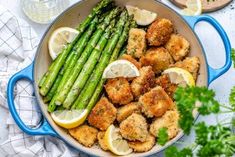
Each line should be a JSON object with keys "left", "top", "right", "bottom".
{"left": 7, "top": 63, "right": 58, "bottom": 137}
{"left": 183, "top": 15, "right": 232, "bottom": 84}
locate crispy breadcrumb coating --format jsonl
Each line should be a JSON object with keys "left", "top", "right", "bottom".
{"left": 121, "top": 54, "right": 141, "bottom": 69}
{"left": 69, "top": 125, "right": 98, "bottom": 147}
{"left": 117, "top": 102, "right": 141, "bottom": 123}
{"left": 140, "top": 47, "right": 174, "bottom": 74}
{"left": 120, "top": 113, "right": 148, "bottom": 142}
{"left": 105, "top": 78, "right": 133, "bottom": 105}
{"left": 128, "top": 134, "right": 155, "bottom": 152}
{"left": 88, "top": 97, "right": 117, "bottom": 131}
{"left": 165, "top": 34, "right": 190, "bottom": 61}
{"left": 127, "top": 28, "right": 147, "bottom": 58}
{"left": 139, "top": 86, "right": 174, "bottom": 118}
{"left": 150, "top": 110, "right": 179, "bottom": 139}
{"left": 146, "top": 18, "right": 174, "bottom": 46}
{"left": 131, "top": 66, "right": 155, "bottom": 99}
{"left": 97, "top": 131, "right": 108, "bottom": 151}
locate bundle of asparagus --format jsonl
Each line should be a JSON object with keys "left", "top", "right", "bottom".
{"left": 38, "top": 0, "right": 137, "bottom": 114}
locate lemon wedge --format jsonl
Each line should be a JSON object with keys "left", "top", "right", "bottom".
{"left": 126, "top": 5, "right": 157, "bottom": 26}
{"left": 51, "top": 109, "right": 88, "bottom": 129}
{"left": 104, "top": 125, "right": 133, "bottom": 156}
{"left": 102, "top": 60, "right": 140, "bottom": 78}
{"left": 181, "top": 0, "right": 202, "bottom": 16}
{"left": 163, "top": 67, "right": 195, "bottom": 87}
{"left": 48, "top": 27, "right": 79, "bottom": 60}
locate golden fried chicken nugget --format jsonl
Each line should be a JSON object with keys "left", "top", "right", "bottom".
{"left": 155, "top": 74, "right": 178, "bottom": 99}
{"left": 69, "top": 125, "right": 98, "bottom": 147}
{"left": 97, "top": 131, "right": 108, "bottom": 151}
{"left": 121, "top": 54, "right": 141, "bottom": 69}
{"left": 140, "top": 47, "right": 174, "bottom": 74}
{"left": 88, "top": 97, "right": 117, "bottom": 131}
{"left": 139, "top": 86, "right": 174, "bottom": 118}
{"left": 165, "top": 34, "right": 190, "bottom": 61}
{"left": 127, "top": 28, "right": 147, "bottom": 58}
{"left": 105, "top": 78, "right": 133, "bottom": 105}
{"left": 128, "top": 134, "right": 156, "bottom": 152}
{"left": 146, "top": 18, "right": 174, "bottom": 46}
{"left": 117, "top": 102, "right": 141, "bottom": 123}
{"left": 171, "top": 56, "right": 200, "bottom": 80}
{"left": 131, "top": 66, "right": 155, "bottom": 98}
{"left": 150, "top": 110, "right": 179, "bottom": 139}
{"left": 120, "top": 113, "right": 148, "bottom": 142}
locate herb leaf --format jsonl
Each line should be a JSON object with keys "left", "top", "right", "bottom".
{"left": 174, "top": 86, "right": 220, "bottom": 134}
{"left": 229, "top": 86, "right": 235, "bottom": 110}
{"left": 231, "top": 48, "right": 235, "bottom": 68}
{"left": 165, "top": 146, "right": 193, "bottom": 157}
{"left": 157, "top": 127, "right": 168, "bottom": 146}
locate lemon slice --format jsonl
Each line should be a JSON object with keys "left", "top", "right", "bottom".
{"left": 163, "top": 67, "right": 195, "bottom": 87}
{"left": 51, "top": 109, "right": 88, "bottom": 129}
{"left": 102, "top": 60, "right": 140, "bottom": 79}
{"left": 126, "top": 5, "right": 157, "bottom": 26}
{"left": 181, "top": 0, "right": 202, "bottom": 16}
{"left": 48, "top": 27, "right": 79, "bottom": 60}
{"left": 104, "top": 125, "right": 133, "bottom": 156}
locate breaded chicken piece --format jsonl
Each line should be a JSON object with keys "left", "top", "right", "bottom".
{"left": 171, "top": 56, "right": 200, "bottom": 80}
{"left": 121, "top": 54, "right": 141, "bottom": 69}
{"left": 165, "top": 34, "right": 190, "bottom": 61}
{"left": 97, "top": 131, "right": 108, "bottom": 151}
{"left": 140, "top": 47, "right": 174, "bottom": 74}
{"left": 69, "top": 125, "right": 98, "bottom": 147}
{"left": 131, "top": 66, "right": 155, "bottom": 99}
{"left": 127, "top": 28, "right": 146, "bottom": 58}
{"left": 120, "top": 113, "right": 148, "bottom": 142}
{"left": 88, "top": 97, "right": 117, "bottom": 131}
{"left": 139, "top": 86, "right": 174, "bottom": 118}
{"left": 155, "top": 74, "right": 178, "bottom": 99}
{"left": 105, "top": 78, "right": 133, "bottom": 105}
{"left": 146, "top": 18, "right": 174, "bottom": 46}
{"left": 150, "top": 110, "right": 179, "bottom": 139}
{"left": 117, "top": 102, "right": 141, "bottom": 123}
{"left": 128, "top": 134, "right": 155, "bottom": 152}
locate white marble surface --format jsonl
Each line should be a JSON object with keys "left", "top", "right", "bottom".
{"left": 0, "top": 0, "right": 234, "bottom": 156}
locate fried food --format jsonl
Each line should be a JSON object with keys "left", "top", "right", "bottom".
{"left": 146, "top": 18, "right": 174, "bottom": 46}
{"left": 165, "top": 34, "right": 190, "bottom": 61}
{"left": 127, "top": 28, "right": 147, "bottom": 58}
{"left": 105, "top": 78, "right": 133, "bottom": 105}
{"left": 97, "top": 131, "right": 108, "bottom": 151}
{"left": 117, "top": 102, "right": 141, "bottom": 123}
{"left": 155, "top": 74, "right": 178, "bottom": 99}
{"left": 131, "top": 66, "right": 155, "bottom": 98}
{"left": 121, "top": 54, "right": 141, "bottom": 69}
{"left": 88, "top": 97, "right": 117, "bottom": 131}
{"left": 68, "top": 125, "right": 98, "bottom": 147}
{"left": 171, "top": 56, "right": 200, "bottom": 80}
{"left": 150, "top": 110, "right": 179, "bottom": 139}
{"left": 120, "top": 113, "right": 148, "bottom": 142}
{"left": 128, "top": 134, "right": 155, "bottom": 152}
{"left": 140, "top": 47, "right": 174, "bottom": 74}
{"left": 139, "top": 86, "right": 174, "bottom": 118}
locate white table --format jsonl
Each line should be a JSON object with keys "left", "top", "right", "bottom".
{"left": 0, "top": 0, "right": 234, "bottom": 156}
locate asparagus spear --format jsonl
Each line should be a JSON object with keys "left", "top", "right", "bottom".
{"left": 60, "top": 19, "right": 116, "bottom": 108}
{"left": 48, "top": 8, "right": 120, "bottom": 112}
{"left": 39, "top": 0, "right": 112, "bottom": 96}
{"left": 73, "top": 11, "right": 129, "bottom": 110}
{"left": 44, "top": 17, "right": 98, "bottom": 102}
{"left": 85, "top": 14, "right": 136, "bottom": 112}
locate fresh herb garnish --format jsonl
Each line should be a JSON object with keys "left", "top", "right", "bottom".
{"left": 157, "top": 127, "right": 168, "bottom": 146}
{"left": 165, "top": 146, "right": 193, "bottom": 157}
{"left": 174, "top": 86, "right": 220, "bottom": 134}
{"left": 231, "top": 48, "right": 235, "bottom": 68}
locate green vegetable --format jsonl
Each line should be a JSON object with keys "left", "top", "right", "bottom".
{"left": 174, "top": 86, "right": 220, "bottom": 134}
{"left": 47, "top": 17, "right": 98, "bottom": 112}
{"left": 229, "top": 86, "right": 235, "bottom": 110}
{"left": 61, "top": 19, "right": 117, "bottom": 108}
{"left": 39, "top": 0, "right": 112, "bottom": 96}
{"left": 73, "top": 11, "right": 128, "bottom": 110}
{"left": 157, "top": 127, "right": 168, "bottom": 146}
{"left": 165, "top": 146, "right": 193, "bottom": 157}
